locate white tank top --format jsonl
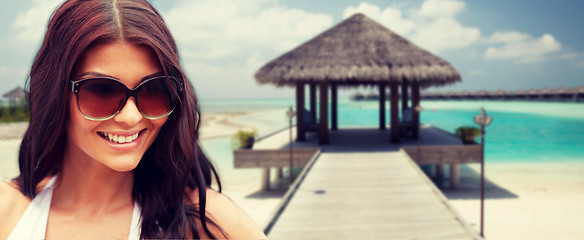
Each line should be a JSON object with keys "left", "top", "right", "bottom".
{"left": 7, "top": 177, "right": 142, "bottom": 239}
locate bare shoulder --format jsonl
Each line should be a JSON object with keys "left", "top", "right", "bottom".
{"left": 189, "top": 188, "right": 267, "bottom": 239}
{"left": 0, "top": 181, "right": 30, "bottom": 239}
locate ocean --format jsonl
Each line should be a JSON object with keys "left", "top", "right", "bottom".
{"left": 1, "top": 99, "right": 582, "bottom": 181}
{"left": 199, "top": 99, "right": 584, "bottom": 164}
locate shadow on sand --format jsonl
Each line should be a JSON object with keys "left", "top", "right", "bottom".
{"left": 244, "top": 170, "right": 301, "bottom": 199}
{"left": 425, "top": 164, "right": 518, "bottom": 200}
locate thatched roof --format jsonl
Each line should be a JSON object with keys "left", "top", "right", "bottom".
{"left": 255, "top": 13, "right": 461, "bottom": 88}
{"left": 554, "top": 87, "right": 571, "bottom": 94}
{"left": 2, "top": 86, "right": 27, "bottom": 98}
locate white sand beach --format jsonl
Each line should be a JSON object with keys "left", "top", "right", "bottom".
{"left": 442, "top": 163, "right": 584, "bottom": 240}
{"left": 1, "top": 111, "right": 584, "bottom": 239}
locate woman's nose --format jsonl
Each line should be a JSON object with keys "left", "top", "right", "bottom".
{"left": 113, "top": 97, "right": 142, "bottom": 125}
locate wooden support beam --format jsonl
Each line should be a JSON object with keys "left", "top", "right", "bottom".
{"left": 401, "top": 81, "right": 409, "bottom": 115}
{"left": 331, "top": 83, "right": 338, "bottom": 130}
{"left": 261, "top": 168, "right": 270, "bottom": 191}
{"left": 450, "top": 164, "right": 460, "bottom": 189}
{"left": 309, "top": 83, "right": 317, "bottom": 121}
{"left": 412, "top": 81, "right": 420, "bottom": 139}
{"left": 379, "top": 83, "right": 386, "bottom": 130}
{"left": 296, "top": 82, "right": 306, "bottom": 141}
{"left": 435, "top": 164, "right": 443, "bottom": 186}
{"left": 390, "top": 82, "right": 400, "bottom": 143}
{"left": 319, "top": 81, "right": 329, "bottom": 144}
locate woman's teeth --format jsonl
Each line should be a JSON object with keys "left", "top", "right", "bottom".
{"left": 99, "top": 132, "right": 140, "bottom": 144}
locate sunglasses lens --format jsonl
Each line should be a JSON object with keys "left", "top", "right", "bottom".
{"left": 77, "top": 79, "right": 126, "bottom": 119}
{"left": 136, "top": 77, "right": 178, "bottom": 118}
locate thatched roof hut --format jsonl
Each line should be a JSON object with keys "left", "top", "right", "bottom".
{"left": 255, "top": 13, "right": 460, "bottom": 88}
{"left": 2, "top": 86, "right": 27, "bottom": 99}
{"left": 2, "top": 86, "right": 28, "bottom": 107}
{"left": 254, "top": 13, "right": 462, "bottom": 143}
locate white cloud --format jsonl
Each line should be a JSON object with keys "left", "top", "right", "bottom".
{"left": 10, "top": 0, "right": 62, "bottom": 42}
{"left": 163, "top": 0, "right": 333, "bottom": 60}
{"left": 343, "top": 2, "right": 416, "bottom": 36}
{"left": 484, "top": 33, "right": 562, "bottom": 63}
{"left": 415, "top": 0, "right": 465, "bottom": 19}
{"left": 411, "top": 18, "right": 480, "bottom": 52}
{"left": 182, "top": 54, "right": 293, "bottom": 99}
{"left": 342, "top": 0, "right": 480, "bottom": 53}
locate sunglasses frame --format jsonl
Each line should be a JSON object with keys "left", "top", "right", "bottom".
{"left": 70, "top": 76, "right": 183, "bottom": 121}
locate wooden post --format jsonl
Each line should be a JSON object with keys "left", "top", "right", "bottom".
{"left": 319, "top": 81, "right": 329, "bottom": 144}
{"left": 261, "top": 167, "right": 270, "bottom": 191}
{"left": 450, "top": 164, "right": 459, "bottom": 189}
{"left": 309, "top": 83, "right": 317, "bottom": 121}
{"left": 296, "top": 82, "right": 306, "bottom": 141}
{"left": 390, "top": 82, "right": 400, "bottom": 143}
{"left": 331, "top": 83, "right": 338, "bottom": 130}
{"left": 435, "top": 164, "right": 443, "bottom": 187}
{"left": 275, "top": 167, "right": 283, "bottom": 179}
{"left": 412, "top": 81, "right": 420, "bottom": 139}
{"left": 379, "top": 83, "right": 386, "bottom": 130}
{"left": 401, "top": 81, "right": 409, "bottom": 116}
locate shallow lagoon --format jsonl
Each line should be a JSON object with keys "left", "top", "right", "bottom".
{"left": 200, "top": 99, "right": 584, "bottom": 164}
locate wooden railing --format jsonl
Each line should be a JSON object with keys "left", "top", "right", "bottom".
{"left": 234, "top": 148, "right": 320, "bottom": 190}
{"left": 401, "top": 145, "right": 482, "bottom": 188}
{"left": 402, "top": 145, "right": 482, "bottom": 165}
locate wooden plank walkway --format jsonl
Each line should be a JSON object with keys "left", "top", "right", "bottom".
{"left": 266, "top": 150, "right": 480, "bottom": 239}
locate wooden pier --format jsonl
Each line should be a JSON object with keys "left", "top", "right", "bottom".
{"left": 266, "top": 151, "right": 479, "bottom": 239}
{"left": 234, "top": 125, "right": 484, "bottom": 239}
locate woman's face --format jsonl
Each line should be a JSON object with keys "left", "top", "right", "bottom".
{"left": 66, "top": 41, "right": 168, "bottom": 172}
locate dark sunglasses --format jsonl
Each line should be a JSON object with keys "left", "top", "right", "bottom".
{"left": 70, "top": 76, "right": 183, "bottom": 121}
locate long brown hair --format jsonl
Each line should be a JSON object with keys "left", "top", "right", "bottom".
{"left": 16, "top": 0, "right": 222, "bottom": 238}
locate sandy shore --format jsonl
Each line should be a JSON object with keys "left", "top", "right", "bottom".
{"left": 440, "top": 163, "right": 584, "bottom": 240}
{"left": 1, "top": 114, "right": 584, "bottom": 238}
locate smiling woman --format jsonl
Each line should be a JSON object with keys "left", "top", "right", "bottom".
{"left": 0, "top": 0, "right": 266, "bottom": 239}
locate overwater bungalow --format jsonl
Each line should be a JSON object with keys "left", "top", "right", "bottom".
{"left": 350, "top": 91, "right": 364, "bottom": 101}
{"left": 417, "top": 86, "right": 584, "bottom": 102}
{"left": 365, "top": 91, "right": 379, "bottom": 100}
{"left": 492, "top": 89, "right": 508, "bottom": 100}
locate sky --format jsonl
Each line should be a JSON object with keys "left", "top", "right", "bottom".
{"left": 1, "top": 0, "right": 583, "bottom": 100}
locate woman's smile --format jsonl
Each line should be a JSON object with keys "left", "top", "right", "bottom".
{"left": 97, "top": 130, "right": 144, "bottom": 144}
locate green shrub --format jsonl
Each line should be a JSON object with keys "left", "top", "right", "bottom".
{"left": 231, "top": 129, "right": 258, "bottom": 149}
{"left": 454, "top": 126, "right": 481, "bottom": 144}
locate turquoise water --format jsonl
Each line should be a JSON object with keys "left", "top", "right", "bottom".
{"left": 199, "top": 99, "right": 584, "bottom": 164}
